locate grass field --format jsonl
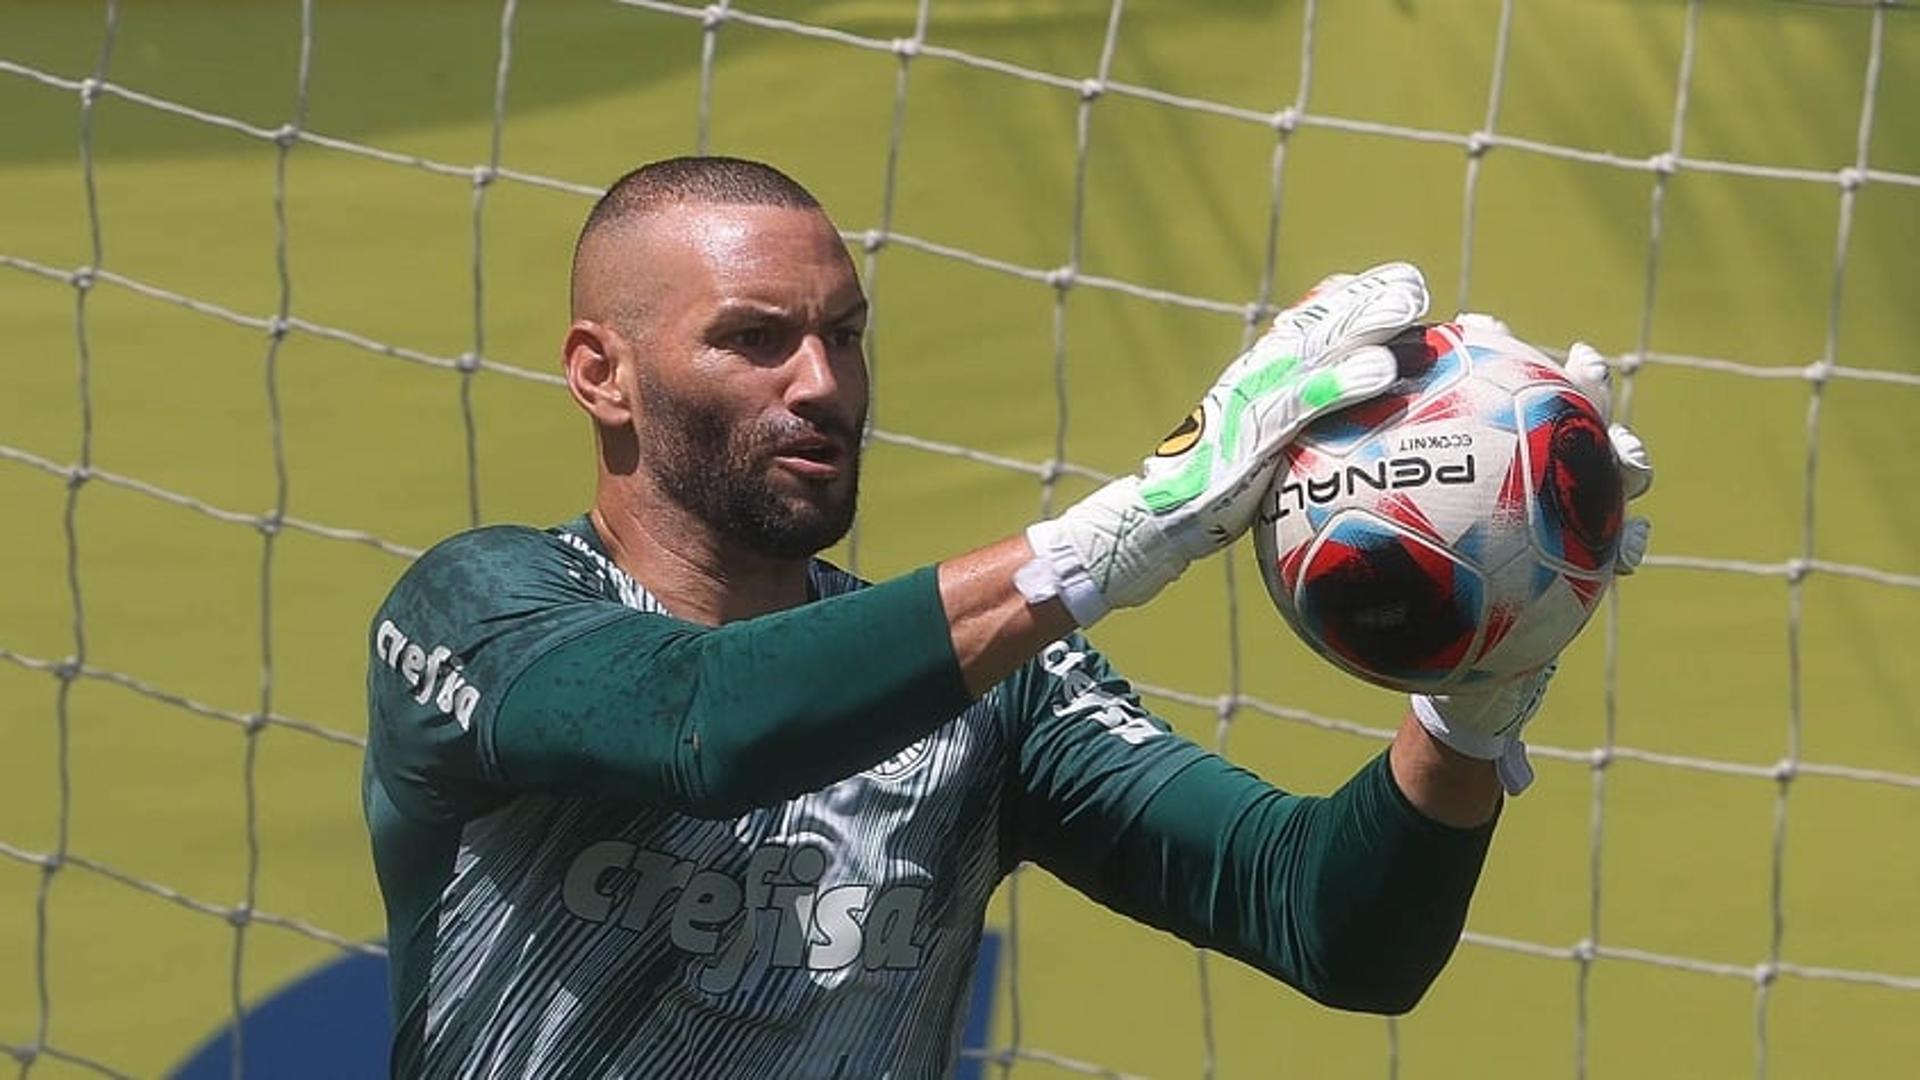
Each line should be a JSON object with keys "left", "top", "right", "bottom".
{"left": 3, "top": 1, "right": 1918, "bottom": 1077}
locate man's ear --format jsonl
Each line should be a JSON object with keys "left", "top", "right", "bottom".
{"left": 563, "top": 320, "right": 633, "bottom": 427}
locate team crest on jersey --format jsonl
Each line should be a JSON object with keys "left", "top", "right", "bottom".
{"left": 865, "top": 737, "right": 931, "bottom": 780}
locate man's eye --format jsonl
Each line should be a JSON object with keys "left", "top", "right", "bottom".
{"left": 830, "top": 326, "right": 865, "bottom": 348}
{"left": 732, "top": 327, "right": 772, "bottom": 349}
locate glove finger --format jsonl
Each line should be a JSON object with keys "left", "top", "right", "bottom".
{"left": 1564, "top": 341, "right": 1613, "bottom": 421}
{"left": 1455, "top": 311, "right": 1514, "bottom": 338}
{"left": 1301, "top": 264, "right": 1430, "bottom": 356}
{"left": 1296, "top": 271, "right": 1355, "bottom": 304}
{"left": 1218, "top": 345, "right": 1397, "bottom": 481}
{"left": 1153, "top": 333, "right": 1395, "bottom": 484}
{"left": 1615, "top": 516, "right": 1651, "bottom": 574}
{"left": 1270, "top": 262, "right": 1428, "bottom": 348}
{"left": 1289, "top": 344, "right": 1399, "bottom": 427}
{"left": 1609, "top": 422, "right": 1653, "bottom": 499}
{"left": 1303, "top": 261, "right": 1423, "bottom": 307}
{"left": 1350, "top": 260, "right": 1428, "bottom": 291}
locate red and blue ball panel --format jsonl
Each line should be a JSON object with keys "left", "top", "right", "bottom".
{"left": 1520, "top": 388, "right": 1623, "bottom": 573}
{"left": 1295, "top": 513, "right": 1485, "bottom": 685}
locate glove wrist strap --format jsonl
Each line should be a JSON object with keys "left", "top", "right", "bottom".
{"left": 1017, "top": 521, "right": 1111, "bottom": 627}
{"left": 1410, "top": 694, "right": 1535, "bottom": 796}
{"left": 1495, "top": 741, "right": 1535, "bottom": 796}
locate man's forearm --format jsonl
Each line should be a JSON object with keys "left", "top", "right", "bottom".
{"left": 938, "top": 535, "right": 1077, "bottom": 699}
{"left": 493, "top": 566, "right": 974, "bottom": 815}
{"left": 1388, "top": 711, "right": 1502, "bottom": 827}
{"left": 1285, "top": 750, "right": 1497, "bottom": 1012}
{"left": 489, "top": 535, "right": 1075, "bottom": 816}
{"left": 1036, "top": 743, "right": 1497, "bottom": 1015}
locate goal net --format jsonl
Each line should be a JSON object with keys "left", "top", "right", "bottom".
{"left": 1, "top": 1, "right": 1916, "bottom": 1077}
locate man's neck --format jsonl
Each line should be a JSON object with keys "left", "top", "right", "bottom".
{"left": 588, "top": 494, "right": 811, "bottom": 627}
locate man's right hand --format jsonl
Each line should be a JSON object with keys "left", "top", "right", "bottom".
{"left": 1017, "top": 262, "right": 1430, "bottom": 627}
{"left": 1407, "top": 333, "right": 1655, "bottom": 797}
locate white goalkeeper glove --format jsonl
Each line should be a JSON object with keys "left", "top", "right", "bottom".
{"left": 1017, "top": 262, "right": 1430, "bottom": 626}
{"left": 1410, "top": 326, "right": 1655, "bottom": 796}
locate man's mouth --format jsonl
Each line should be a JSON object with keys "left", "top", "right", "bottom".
{"left": 770, "top": 434, "right": 846, "bottom": 480}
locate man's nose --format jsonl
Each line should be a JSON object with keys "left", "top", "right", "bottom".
{"left": 784, "top": 333, "right": 842, "bottom": 410}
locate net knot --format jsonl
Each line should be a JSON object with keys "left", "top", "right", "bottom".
{"left": 1572, "top": 938, "right": 1596, "bottom": 963}
{"left": 457, "top": 351, "right": 482, "bottom": 373}
{"left": 1753, "top": 961, "right": 1778, "bottom": 987}
{"left": 890, "top": 37, "right": 920, "bottom": 59}
{"left": 227, "top": 903, "right": 253, "bottom": 928}
{"left": 265, "top": 315, "right": 291, "bottom": 341}
{"left": 1802, "top": 359, "right": 1834, "bottom": 385}
{"left": 1466, "top": 130, "right": 1493, "bottom": 158}
{"left": 1837, "top": 166, "right": 1865, "bottom": 193}
{"left": 271, "top": 123, "right": 300, "bottom": 149}
{"left": 243, "top": 711, "right": 270, "bottom": 733}
{"left": 1589, "top": 746, "right": 1612, "bottom": 770}
{"left": 1243, "top": 301, "right": 1270, "bottom": 328}
{"left": 1616, "top": 350, "right": 1645, "bottom": 375}
{"left": 1078, "top": 78, "right": 1105, "bottom": 102}
{"left": 1771, "top": 758, "right": 1798, "bottom": 783}
{"left": 1215, "top": 694, "right": 1237, "bottom": 723}
{"left": 1784, "top": 558, "right": 1811, "bottom": 585}
{"left": 1039, "top": 457, "right": 1064, "bottom": 485}
{"left": 7, "top": 1042, "right": 37, "bottom": 1065}
{"left": 69, "top": 266, "right": 96, "bottom": 292}
{"left": 256, "top": 511, "right": 283, "bottom": 536}
{"left": 862, "top": 228, "right": 887, "bottom": 254}
{"left": 472, "top": 164, "right": 497, "bottom": 189}
{"left": 1045, "top": 266, "right": 1076, "bottom": 291}
{"left": 66, "top": 464, "right": 92, "bottom": 490}
{"left": 77, "top": 76, "right": 101, "bottom": 106}
{"left": 53, "top": 656, "right": 81, "bottom": 682}
{"left": 1649, "top": 152, "right": 1679, "bottom": 178}
{"left": 1270, "top": 107, "right": 1299, "bottom": 135}
{"left": 701, "top": 4, "right": 727, "bottom": 29}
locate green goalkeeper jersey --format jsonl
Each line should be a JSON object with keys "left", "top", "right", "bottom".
{"left": 364, "top": 516, "right": 1496, "bottom": 1079}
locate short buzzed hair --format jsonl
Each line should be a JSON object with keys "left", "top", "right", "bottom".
{"left": 570, "top": 156, "right": 825, "bottom": 317}
{"left": 580, "top": 156, "right": 820, "bottom": 242}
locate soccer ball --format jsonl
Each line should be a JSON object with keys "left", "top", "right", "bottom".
{"left": 1253, "top": 319, "right": 1625, "bottom": 694}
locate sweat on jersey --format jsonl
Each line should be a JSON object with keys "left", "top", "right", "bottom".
{"left": 363, "top": 515, "right": 1497, "bottom": 1078}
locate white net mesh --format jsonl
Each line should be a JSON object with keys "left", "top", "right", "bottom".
{"left": 2, "top": 1, "right": 1916, "bottom": 1077}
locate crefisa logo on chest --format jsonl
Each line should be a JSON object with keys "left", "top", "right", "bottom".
{"left": 561, "top": 839, "right": 932, "bottom": 994}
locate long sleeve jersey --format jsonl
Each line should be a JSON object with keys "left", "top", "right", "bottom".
{"left": 363, "top": 515, "right": 1496, "bottom": 1078}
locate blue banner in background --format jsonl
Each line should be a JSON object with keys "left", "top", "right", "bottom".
{"left": 171, "top": 932, "right": 1003, "bottom": 1079}
{"left": 170, "top": 950, "right": 391, "bottom": 1080}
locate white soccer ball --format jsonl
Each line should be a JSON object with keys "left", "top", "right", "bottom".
{"left": 1253, "top": 320, "right": 1626, "bottom": 694}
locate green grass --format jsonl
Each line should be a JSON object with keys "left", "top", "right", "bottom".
{"left": 3, "top": 1, "right": 1918, "bottom": 1077}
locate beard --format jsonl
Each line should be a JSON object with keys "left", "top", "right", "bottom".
{"left": 633, "top": 367, "right": 861, "bottom": 561}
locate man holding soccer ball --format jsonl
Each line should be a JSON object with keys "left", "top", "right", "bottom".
{"left": 364, "top": 156, "right": 1651, "bottom": 1077}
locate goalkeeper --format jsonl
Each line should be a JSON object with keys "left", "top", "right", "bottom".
{"left": 363, "top": 156, "right": 1652, "bottom": 1078}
